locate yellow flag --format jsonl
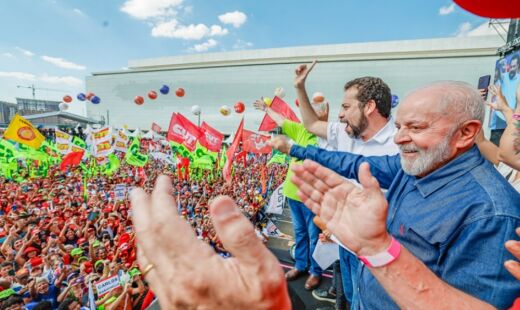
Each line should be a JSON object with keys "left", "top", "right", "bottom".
{"left": 4, "top": 114, "right": 45, "bottom": 149}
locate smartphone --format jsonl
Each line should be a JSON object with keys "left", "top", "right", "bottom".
{"left": 478, "top": 75, "right": 491, "bottom": 100}
{"left": 87, "top": 211, "right": 99, "bottom": 221}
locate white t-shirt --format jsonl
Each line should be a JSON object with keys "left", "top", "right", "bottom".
{"left": 326, "top": 120, "right": 399, "bottom": 156}
{"left": 497, "top": 162, "right": 520, "bottom": 193}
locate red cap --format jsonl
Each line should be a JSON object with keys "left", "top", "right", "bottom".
{"left": 24, "top": 247, "right": 39, "bottom": 256}
{"left": 29, "top": 256, "right": 43, "bottom": 267}
{"left": 454, "top": 0, "right": 520, "bottom": 18}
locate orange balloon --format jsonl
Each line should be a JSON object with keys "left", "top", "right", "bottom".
{"left": 148, "top": 91, "right": 157, "bottom": 100}
{"left": 234, "top": 102, "right": 245, "bottom": 113}
{"left": 175, "top": 88, "right": 185, "bottom": 97}
{"left": 134, "top": 96, "right": 144, "bottom": 105}
{"left": 63, "top": 95, "right": 72, "bottom": 103}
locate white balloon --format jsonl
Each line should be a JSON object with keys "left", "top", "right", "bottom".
{"left": 191, "top": 105, "right": 201, "bottom": 115}
{"left": 274, "top": 87, "right": 285, "bottom": 98}
{"left": 59, "top": 102, "right": 69, "bottom": 111}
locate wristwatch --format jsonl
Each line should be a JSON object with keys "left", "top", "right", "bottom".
{"left": 358, "top": 236, "right": 401, "bottom": 268}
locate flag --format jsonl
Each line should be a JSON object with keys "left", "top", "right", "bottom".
{"left": 4, "top": 114, "right": 45, "bottom": 149}
{"left": 151, "top": 122, "right": 162, "bottom": 133}
{"left": 60, "top": 150, "right": 84, "bottom": 172}
{"left": 72, "top": 136, "right": 87, "bottom": 149}
{"left": 88, "top": 279, "right": 96, "bottom": 310}
{"left": 199, "top": 122, "right": 224, "bottom": 152}
{"left": 242, "top": 130, "right": 272, "bottom": 154}
{"left": 125, "top": 138, "right": 149, "bottom": 167}
{"left": 223, "top": 118, "right": 244, "bottom": 182}
{"left": 258, "top": 97, "right": 300, "bottom": 131}
{"left": 166, "top": 113, "right": 201, "bottom": 151}
{"left": 261, "top": 166, "right": 267, "bottom": 195}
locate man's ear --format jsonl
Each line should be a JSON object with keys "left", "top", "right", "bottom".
{"left": 364, "top": 100, "right": 377, "bottom": 116}
{"left": 455, "top": 120, "right": 481, "bottom": 149}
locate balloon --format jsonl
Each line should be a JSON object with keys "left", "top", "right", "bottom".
{"left": 274, "top": 87, "right": 285, "bottom": 98}
{"left": 134, "top": 96, "right": 144, "bottom": 105}
{"left": 77, "top": 93, "right": 86, "bottom": 101}
{"left": 391, "top": 94, "right": 399, "bottom": 108}
{"left": 160, "top": 85, "right": 170, "bottom": 95}
{"left": 175, "top": 88, "right": 185, "bottom": 97}
{"left": 148, "top": 91, "right": 158, "bottom": 100}
{"left": 263, "top": 97, "right": 272, "bottom": 107}
{"left": 86, "top": 92, "right": 95, "bottom": 101}
{"left": 123, "top": 124, "right": 128, "bottom": 129}
{"left": 234, "top": 102, "right": 245, "bottom": 113}
{"left": 63, "top": 95, "right": 72, "bottom": 103}
{"left": 90, "top": 96, "right": 101, "bottom": 104}
{"left": 59, "top": 102, "right": 69, "bottom": 111}
{"left": 295, "top": 99, "right": 300, "bottom": 107}
{"left": 191, "top": 105, "right": 201, "bottom": 115}
{"left": 312, "top": 92, "right": 325, "bottom": 103}
{"left": 219, "top": 105, "right": 231, "bottom": 116}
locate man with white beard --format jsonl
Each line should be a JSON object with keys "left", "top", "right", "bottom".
{"left": 269, "top": 81, "right": 520, "bottom": 308}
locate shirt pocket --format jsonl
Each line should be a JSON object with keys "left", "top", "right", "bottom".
{"left": 403, "top": 225, "right": 442, "bottom": 274}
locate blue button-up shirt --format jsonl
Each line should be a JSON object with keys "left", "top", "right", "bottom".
{"left": 290, "top": 144, "right": 520, "bottom": 309}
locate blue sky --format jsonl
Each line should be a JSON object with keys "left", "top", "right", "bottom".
{"left": 0, "top": 0, "right": 494, "bottom": 115}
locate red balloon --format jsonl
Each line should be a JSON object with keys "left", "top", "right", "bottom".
{"left": 86, "top": 92, "right": 95, "bottom": 101}
{"left": 148, "top": 91, "right": 157, "bottom": 100}
{"left": 234, "top": 102, "right": 245, "bottom": 113}
{"left": 63, "top": 95, "right": 72, "bottom": 103}
{"left": 175, "top": 88, "right": 185, "bottom": 97}
{"left": 295, "top": 99, "right": 300, "bottom": 107}
{"left": 134, "top": 96, "right": 144, "bottom": 105}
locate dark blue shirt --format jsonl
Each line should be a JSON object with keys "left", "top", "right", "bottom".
{"left": 290, "top": 145, "right": 520, "bottom": 309}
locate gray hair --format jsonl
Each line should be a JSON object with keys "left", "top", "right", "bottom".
{"left": 413, "top": 81, "right": 485, "bottom": 124}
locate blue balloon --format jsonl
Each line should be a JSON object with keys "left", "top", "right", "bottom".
{"left": 160, "top": 85, "right": 170, "bottom": 95}
{"left": 77, "top": 93, "right": 86, "bottom": 101}
{"left": 391, "top": 94, "right": 399, "bottom": 108}
{"left": 91, "top": 96, "right": 101, "bottom": 104}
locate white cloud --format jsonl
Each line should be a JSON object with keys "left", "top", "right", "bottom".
{"left": 121, "top": 0, "right": 183, "bottom": 20}
{"left": 439, "top": 3, "right": 455, "bottom": 16}
{"left": 0, "top": 71, "right": 83, "bottom": 87}
{"left": 455, "top": 22, "right": 472, "bottom": 37}
{"left": 39, "top": 74, "right": 83, "bottom": 87}
{"left": 210, "top": 25, "right": 228, "bottom": 36}
{"left": 1, "top": 52, "right": 15, "bottom": 58}
{"left": 41, "top": 55, "right": 86, "bottom": 70}
{"left": 15, "top": 47, "right": 35, "bottom": 57}
{"left": 218, "top": 11, "right": 247, "bottom": 28}
{"left": 73, "top": 8, "right": 86, "bottom": 16}
{"left": 232, "top": 39, "right": 253, "bottom": 50}
{"left": 183, "top": 5, "right": 193, "bottom": 14}
{"left": 190, "top": 39, "right": 218, "bottom": 52}
{"left": 0, "top": 71, "right": 36, "bottom": 81}
{"left": 152, "top": 21, "right": 227, "bottom": 40}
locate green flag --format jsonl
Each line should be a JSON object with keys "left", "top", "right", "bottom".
{"left": 125, "top": 138, "right": 148, "bottom": 167}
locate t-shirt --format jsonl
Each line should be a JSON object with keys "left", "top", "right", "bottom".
{"left": 281, "top": 120, "right": 318, "bottom": 201}
{"left": 24, "top": 284, "right": 60, "bottom": 309}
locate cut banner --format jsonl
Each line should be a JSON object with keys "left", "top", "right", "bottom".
{"left": 167, "top": 113, "right": 201, "bottom": 151}
{"left": 199, "top": 122, "right": 224, "bottom": 152}
{"left": 265, "top": 184, "right": 285, "bottom": 215}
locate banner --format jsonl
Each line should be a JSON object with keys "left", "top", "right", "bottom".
{"left": 166, "top": 113, "right": 201, "bottom": 151}
{"left": 151, "top": 122, "right": 162, "bottom": 133}
{"left": 91, "top": 126, "right": 113, "bottom": 158}
{"left": 199, "top": 122, "right": 224, "bottom": 152}
{"left": 114, "top": 184, "right": 126, "bottom": 201}
{"left": 242, "top": 130, "right": 272, "bottom": 154}
{"left": 114, "top": 130, "right": 129, "bottom": 153}
{"left": 4, "top": 114, "right": 45, "bottom": 149}
{"left": 125, "top": 138, "right": 149, "bottom": 167}
{"left": 223, "top": 119, "right": 244, "bottom": 182}
{"left": 258, "top": 97, "right": 300, "bottom": 132}
{"left": 265, "top": 184, "right": 285, "bottom": 215}
{"left": 95, "top": 275, "right": 121, "bottom": 297}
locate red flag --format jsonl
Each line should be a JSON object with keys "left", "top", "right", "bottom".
{"left": 223, "top": 119, "right": 244, "bottom": 182}
{"left": 151, "top": 122, "right": 162, "bottom": 132}
{"left": 261, "top": 166, "right": 267, "bottom": 195}
{"left": 258, "top": 96, "right": 300, "bottom": 131}
{"left": 242, "top": 130, "right": 272, "bottom": 154}
{"left": 167, "top": 113, "right": 201, "bottom": 151}
{"left": 199, "top": 122, "right": 224, "bottom": 152}
{"left": 59, "top": 150, "right": 84, "bottom": 172}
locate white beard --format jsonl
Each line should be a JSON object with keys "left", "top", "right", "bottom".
{"left": 399, "top": 134, "right": 453, "bottom": 176}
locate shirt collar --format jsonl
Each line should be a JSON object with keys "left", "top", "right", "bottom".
{"left": 369, "top": 117, "right": 397, "bottom": 144}
{"left": 413, "top": 145, "right": 484, "bottom": 198}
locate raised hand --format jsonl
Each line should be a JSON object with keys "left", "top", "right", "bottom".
{"left": 294, "top": 60, "right": 317, "bottom": 89}
{"left": 268, "top": 136, "right": 292, "bottom": 154}
{"left": 253, "top": 98, "right": 268, "bottom": 112}
{"left": 130, "top": 176, "right": 290, "bottom": 310}
{"left": 488, "top": 84, "right": 512, "bottom": 113}
{"left": 291, "top": 160, "right": 391, "bottom": 256}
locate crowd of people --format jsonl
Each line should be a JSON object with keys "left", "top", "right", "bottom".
{"left": 0, "top": 130, "right": 289, "bottom": 309}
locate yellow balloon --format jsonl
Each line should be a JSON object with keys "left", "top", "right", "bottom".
{"left": 263, "top": 97, "right": 273, "bottom": 107}
{"left": 123, "top": 124, "right": 128, "bottom": 129}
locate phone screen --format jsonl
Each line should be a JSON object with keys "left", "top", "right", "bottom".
{"left": 478, "top": 75, "right": 491, "bottom": 100}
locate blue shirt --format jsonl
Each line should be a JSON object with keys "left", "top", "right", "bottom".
{"left": 290, "top": 145, "right": 520, "bottom": 309}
